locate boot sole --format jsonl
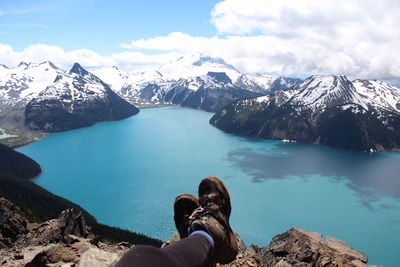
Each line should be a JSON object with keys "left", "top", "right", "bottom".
{"left": 198, "top": 176, "right": 231, "bottom": 220}
{"left": 174, "top": 193, "right": 199, "bottom": 239}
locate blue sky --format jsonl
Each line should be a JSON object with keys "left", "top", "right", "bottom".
{"left": 0, "top": 0, "right": 219, "bottom": 54}
{"left": 0, "top": 0, "right": 399, "bottom": 82}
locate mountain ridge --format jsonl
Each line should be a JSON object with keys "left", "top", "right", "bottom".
{"left": 24, "top": 63, "right": 139, "bottom": 132}
{"left": 89, "top": 55, "right": 267, "bottom": 111}
{"left": 210, "top": 75, "right": 400, "bottom": 152}
{"left": 0, "top": 61, "right": 139, "bottom": 133}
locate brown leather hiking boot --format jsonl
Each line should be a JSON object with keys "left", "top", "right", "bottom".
{"left": 189, "top": 176, "right": 238, "bottom": 264}
{"left": 173, "top": 193, "right": 199, "bottom": 239}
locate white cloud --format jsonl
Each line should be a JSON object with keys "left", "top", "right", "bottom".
{"left": 0, "top": 44, "right": 182, "bottom": 71}
{"left": 1, "top": 0, "right": 399, "bottom": 82}
{"left": 121, "top": 0, "right": 400, "bottom": 81}
{"left": 211, "top": 0, "right": 400, "bottom": 40}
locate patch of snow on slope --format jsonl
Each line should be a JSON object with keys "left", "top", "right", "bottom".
{"left": 0, "top": 61, "right": 63, "bottom": 107}
{"left": 91, "top": 66, "right": 128, "bottom": 92}
{"left": 292, "top": 75, "right": 368, "bottom": 110}
{"left": 237, "top": 73, "right": 278, "bottom": 91}
{"left": 353, "top": 79, "right": 400, "bottom": 113}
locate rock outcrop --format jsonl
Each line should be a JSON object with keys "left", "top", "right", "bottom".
{"left": 1, "top": 197, "right": 380, "bottom": 267}
{"left": 0, "top": 197, "right": 129, "bottom": 266}
{"left": 0, "top": 198, "right": 28, "bottom": 248}
{"left": 218, "top": 228, "right": 381, "bottom": 267}
{"left": 255, "top": 228, "right": 375, "bottom": 267}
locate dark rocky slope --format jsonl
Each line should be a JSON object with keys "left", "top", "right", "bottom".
{"left": 25, "top": 63, "right": 139, "bottom": 132}
{"left": 210, "top": 76, "right": 400, "bottom": 152}
{"left": 0, "top": 143, "right": 40, "bottom": 179}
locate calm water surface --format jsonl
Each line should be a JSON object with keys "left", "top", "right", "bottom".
{"left": 18, "top": 107, "right": 400, "bottom": 266}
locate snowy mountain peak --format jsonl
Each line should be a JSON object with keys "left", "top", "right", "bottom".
{"left": 70, "top": 63, "right": 90, "bottom": 76}
{"left": 234, "top": 73, "right": 279, "bottom": 93}
{"left": 193, "top": 56, "right": 238, "bottom": 71}
{"left": 157, "top": 54, "right": 241, "bottom": 81}
{"left": 17, "top": 62, "right": 30, "bottom": 70}
{"left": 90, "top": 66, "right": 130, "bottom": 93}
{"left": 0, "top": 61, "right": 66, "bottom": 110}
{"left": 291, "top": 75, "right": 367, "bottom": 110}
{"left": 353, "top": 79, "right": 400, "bottom": 113}
{"left": 24, "top": 64, "right": 139, "bottom": 132}
{"left": 306, "top": 75, "right": 349, "bottom": 85}
{"left": 12, "top": 61, "right": 58, "bottom": 71}
{"left": 296, "top": 75, "right": 352, "bottom": 91}
{"left": 69, "top": 63, "right": 104, "bottom": 85}
{"left": 251, "top": 75, "right": 400, "bottom": 116}
{"left": 41, "top": 61, "right": 59, "bottom": 70}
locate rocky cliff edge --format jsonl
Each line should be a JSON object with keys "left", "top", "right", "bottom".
{"left": 0, "top": 197, "right": 381, "bottom": 267}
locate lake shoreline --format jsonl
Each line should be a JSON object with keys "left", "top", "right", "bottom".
{"left": 0, "top": 104, "right": 177, "bottom": 149}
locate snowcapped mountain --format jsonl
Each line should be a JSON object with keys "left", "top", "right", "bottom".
{"left": 117, "top": 71, "right": 261, "bottom": 111}
{"left": 353, "top": 79, "right": 400, "bottom": 113}
{"left": 25, "top": 63, "right": 139, "bottom": 132}
{"left": 120, "top": 70, "right": 175, "bottom": 105}
{"left": 93, "top": 55, "right": 302, "bottom": 102}
{"left": 92, "top": 53, "right": 243, "bottom": 92}
{"left": 92, "top": 66, "right": 174, "bottom": 105}
{"left": 269, "top": 77, "right": 303, "bottom": 92}
{"left": 0, "top": 61, "right": 65, "bottom": 127}
{"left": 91, "top": 66, "right": 129, "bottom": 92}
{"left": 233, "top": 74, "right": 302, "bottom": 94}
{"left": 91, "top": 54, "right": 281, "bottom": 111}
{"left": 234, "top": 74, "right": 278, "bottom": 93}
{"left": 91, "top": 54, "right": 263, "bottom": 111}
{"left": 157, "top": 54, "right": 242, "bottom": 81}
{"left": 210, "top": 75, "right": 400, "bottom": 152}
{"left": 290, "top": 75, "right": 368, "bottom": 111}
{"left": 159, "top": 72, "right": 261, "bottom": 111}
{"left": 0, "top": 61, "right": 63, "bottom": 111}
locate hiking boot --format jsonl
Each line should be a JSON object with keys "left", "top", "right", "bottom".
{"left": 174, "top": 193, "right": 199, "bottom": 239}
{"left": 189, "top": 176, "right": 238, "bottom": 264}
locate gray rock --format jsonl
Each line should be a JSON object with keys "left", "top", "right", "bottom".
{"left": 23, "top": 209, "right": 92, "bottom": 246}
{"left": 78, "top": 247, "right": 122, "bottom": 267}
{"left": 0, "top": 197, "right": 28, "bottom": 248}
{"left": 257, "top": 228, "right": 375, "bottom": 267}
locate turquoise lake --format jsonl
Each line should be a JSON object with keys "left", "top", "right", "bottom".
{"left": 18, "top": 107, "right": 400, "bottom": 266}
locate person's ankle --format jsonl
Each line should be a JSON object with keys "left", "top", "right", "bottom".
{"left": 189, "top": 230, "right": 214, "bottom": 250}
